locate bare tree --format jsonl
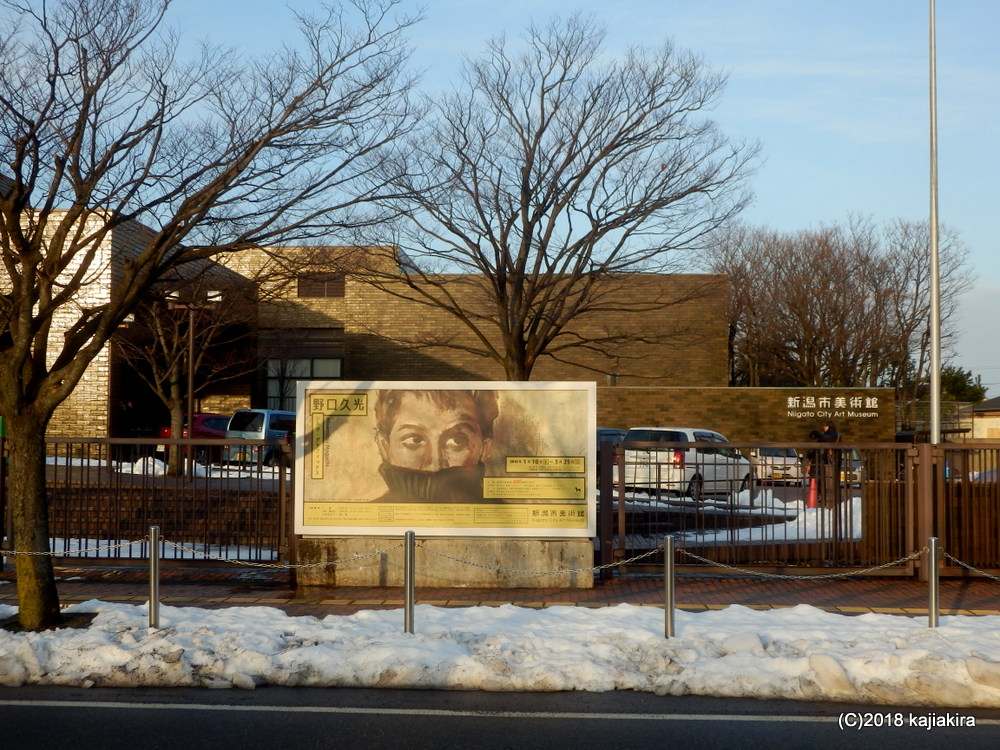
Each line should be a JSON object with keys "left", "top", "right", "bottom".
{"left": 705, "top": 218, "right": 973, "bottom": 392}
{"left": 0, "top": 0, "right": 418, "bottom": 630}
{"left": 113, "top": 270, "right": 257, "bottom": 474}
{"left": 357, "top": 15, "right": 758, "bottom": 380}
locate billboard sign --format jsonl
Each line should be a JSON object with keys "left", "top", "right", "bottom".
{"left": 295, "top": 381, "right": 596, "bottom": 537}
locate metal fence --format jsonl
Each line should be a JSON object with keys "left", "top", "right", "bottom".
{"left": 4, "top": 435, "right": 1000, "bottom": 579}
{"left": 598, "top": 440, "right": 1000, "bottom": 578}
{"left": 1, "top": 437, "right": 292, "bottom": 565}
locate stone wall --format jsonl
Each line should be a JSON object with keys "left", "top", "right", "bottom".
{"left": 296, "top": 537, "right": 594, "bottom": 588}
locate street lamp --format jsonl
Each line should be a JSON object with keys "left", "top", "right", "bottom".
{"left": 167, "top": 289, "right": 222, "bottom": 477}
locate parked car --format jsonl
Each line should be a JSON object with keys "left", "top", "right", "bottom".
{"left": 616, "top": 427, "right": 752, "bottom": 500}
{"left": 156, "top": 413, "right": 229, "bottom": 464}
{"left": 596, "top": 427, "right": 626, "bottom": 454}
{"left": 223, "top": 409, "right": 296, "bottom": 466}
{"left": 750, "top": 446, "right": 804, "bottom": 484}
{"left": 839, "top": 448, "right": 865, "bottom": 485}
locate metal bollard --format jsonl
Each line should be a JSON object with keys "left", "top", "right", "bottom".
{"left": 928, "top": 536, "right": 939, "bottom": 628}
{"left": 404, "top": 530, "right": 415, "bottom": 634}
{"left": 664, "top": 535, "right": 675, "bottom": 638}
{"left": 149, "top": 525, "right": 160, "bottom": 629}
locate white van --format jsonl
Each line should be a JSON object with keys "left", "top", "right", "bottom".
{"left": 616, "top": 427, "right": 751, "bottom": 500}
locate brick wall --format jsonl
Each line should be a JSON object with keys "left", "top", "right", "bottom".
{"left": 226, "top": 247, "right": 729, "bottom": 388}
{"left": 596, "top": 386, "right": 895, "bottom": 441}
{"left": 47, "top": 215, "right": 117, "bottom": 437}
{"left": 48, "top": 216, "right": 157, "bottom": 438}
{"left": 42, "top": 241, "right": 895, "bottom": 441}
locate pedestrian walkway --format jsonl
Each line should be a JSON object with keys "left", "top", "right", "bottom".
{"left": 2, "top": 564, "right": 998, "bottom": 618}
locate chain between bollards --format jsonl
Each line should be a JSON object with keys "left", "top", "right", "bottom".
{"left": 149, "top": 525, "right": 160, "bottom": 629}
{"left": 404, "top": 530, "right": 415, "bottom": 634}
{"left": 664, "top": 535, "right": 675, "bottom": 638}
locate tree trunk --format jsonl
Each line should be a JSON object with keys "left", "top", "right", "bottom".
{"left": 167, "top": 375, "right": 184, "bottom": 476}
{"left": 502, "top": 344, "right": 534, "bottom": 381}
{"left": 8, "top": 413, "right": 63, "bottom": 630}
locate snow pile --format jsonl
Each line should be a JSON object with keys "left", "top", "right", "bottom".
{"left": 3, "top": 600, "right": 1000, "bottom": 707}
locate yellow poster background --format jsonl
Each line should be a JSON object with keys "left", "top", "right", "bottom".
{"left": 294, "top": 381, "right": 596, "bottom": 537}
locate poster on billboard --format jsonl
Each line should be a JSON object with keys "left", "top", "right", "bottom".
{"left": 294, "top": 381, "right": 596, "bottom": 537}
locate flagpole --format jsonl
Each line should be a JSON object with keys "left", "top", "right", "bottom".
{"left": 929, "top": 0, "right": 941, "bottom": 444}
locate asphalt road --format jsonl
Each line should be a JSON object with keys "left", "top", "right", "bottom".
{"left": 3, "top": 687, "right": 1000, "bottom": 750}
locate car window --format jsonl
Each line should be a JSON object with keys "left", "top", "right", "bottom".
{"left": 694, "top": 431, "right": 724, "bottom": 442}
{"left": 693, "top": 432, "right": 722, "bottom": 454}
{"left": 203, "top": 417, "right": 229, "bottom": 431}
{"left": 761, "top": 447, "right": 796, "bottom": 458}
{"left": 270, "top": 415, "right": 295, "bottom": 432}
{"left": 624, "top": 430, "right": 687, "bottom": 443}
{"left": 229, "top": 411, "right": 264, "bottom": 432}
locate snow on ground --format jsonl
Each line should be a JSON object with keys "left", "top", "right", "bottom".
{"left": 620, "top": 488, "right": 861, "bottom": 545}
{"left": 18, "top": 463, "right": 990, "bottom": 706}
{"left": 3, "top": 599, "right": 1000, "bottom": 707}
{"left": 47, "top": 454, "right": 277, "bottom": 480}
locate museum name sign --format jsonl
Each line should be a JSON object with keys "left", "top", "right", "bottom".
{"left": 785, "top": 394, "right": 882, "bottom": 420}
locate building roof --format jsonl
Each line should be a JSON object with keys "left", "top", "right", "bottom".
{"left": 973, "top": 396, "right": 1000, "bottom": 413}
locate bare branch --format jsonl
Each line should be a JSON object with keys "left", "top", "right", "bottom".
{"left": 354, "top": 14, "right": 757, "bottom": 379}
{"left": 703, "top": 218, "right": 974, "bottom": 391}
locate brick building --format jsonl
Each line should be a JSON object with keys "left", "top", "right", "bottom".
{"left": 212, "top": 246, "right": 893, "bottom": 441}
{"left": 32, "top": 214, "right": 156, "bottom": 438}
{"left": 33, "top": 215, "right": 247, "bottom": 439}
{"left": 211, "top": 246, "right": 728, "bottom": 400}
{"left": 37, "top": 240, "right": 894, "bottom": 441}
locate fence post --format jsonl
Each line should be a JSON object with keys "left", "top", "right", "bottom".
{"left": 597, "top": 441, "right": 614, "bottom": 579}
{"left": 404, "top": 530, "right": 415, "bottom": 634}
{"left": 928, "top": 536, "right": 939, "bottom": 628}
{"left": 664, "top": 535, "right": 675, "bottom": 638}
{"left": 915, "top": 444, "right": 934, "bottom": 582}
{"left": 148, "top": 525, "right": 160, "bottom": 629}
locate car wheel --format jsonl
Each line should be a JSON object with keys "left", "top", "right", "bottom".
{"left": 686, "top": 476, "right": 703, "bottom": 502}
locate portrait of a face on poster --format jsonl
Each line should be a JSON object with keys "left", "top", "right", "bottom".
{"left": 294, "top": 381, "right": 596, "bottom": 537}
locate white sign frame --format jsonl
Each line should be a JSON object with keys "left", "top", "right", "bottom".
{"left": 294, "top": 381, "right": 597, "bottom": 538}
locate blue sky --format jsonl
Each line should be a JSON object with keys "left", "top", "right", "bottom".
{"left": 171, "top": 0, "right": 999, "bottom": 392}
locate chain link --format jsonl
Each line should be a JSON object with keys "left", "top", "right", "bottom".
{"left": 0, "top": 539, "right": 146, "bottom": 557}
{"left": 673, "top": 546, "right": 927, "bottom": 580}
{"left": 943, "top": 551, "right": 1000, "bottom": 583}
{"left": 414, "top": 541, "right": 657, "bottom": 576}
{"left": 597, "top": 545, "right": 666, "bottom": 570}
{"left": 6, "top": 534, "right": 999, "bottom": 594}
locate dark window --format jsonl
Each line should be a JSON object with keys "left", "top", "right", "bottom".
{"left": 297, "top": 273, "right": 345, "bottom": 298}
{"left": 624, "top": 430, "right": 688, "bottom": 443}
{"left": 229, "top": 411, "right": 264, "bottom": 432}
{"left": 266, "top": 358, "right": 342, "bottom": 411}
{"left": 270, "top": 415, "right": 295, "bottom": 432}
